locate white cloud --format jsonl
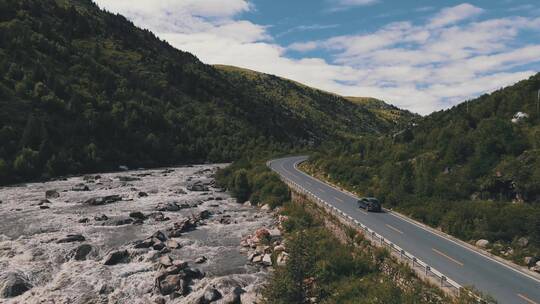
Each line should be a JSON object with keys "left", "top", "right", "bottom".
{"left": 428, "top": 3, "right": 483, "bottom": 28}
{"left": 288, "top": 41, "right": 319, "bottom": 52}
{"left": 93, "top": 1, "right": 540, "bottom": 115}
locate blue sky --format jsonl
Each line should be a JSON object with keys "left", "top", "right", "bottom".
{"left": 95, "top": 0, "right": 540, "bottom": 114}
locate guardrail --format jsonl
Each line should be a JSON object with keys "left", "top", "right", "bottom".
{"left": 267, "top": 159, "right": 478, "bottom": 298}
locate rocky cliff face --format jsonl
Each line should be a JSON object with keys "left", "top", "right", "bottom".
{"left": 0, "top": 165, "right": 278, "bottom": 303}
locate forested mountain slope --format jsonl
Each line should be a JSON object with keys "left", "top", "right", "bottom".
{"left": 306, "top": 74, "right": 540, "bottom": 265}
{"left": 0, "top": 0, "right": 412, "bottom": 185}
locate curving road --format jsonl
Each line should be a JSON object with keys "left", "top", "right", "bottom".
{"left": 269, "top": 156, "right": 540, "bottom": 304}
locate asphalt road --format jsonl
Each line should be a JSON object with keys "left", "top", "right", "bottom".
{"left": 269, "top": 156, "right": 540, "bottom": 304}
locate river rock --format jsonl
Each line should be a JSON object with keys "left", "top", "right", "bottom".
{"left": 0, "top": 272, "right": 32, "bottom": 298}
{"left": 156, "top": 201, "right": 189, "bottom": 212}
{"left": 262, "top": 254, "right": 272, "bottom": 266}
{"left": 103, "top": 250, "right": 130, "bottom": 265}
{"left": 100, "top": 216, "right": 133, "bottom": 226}
{"left": 199, "top": 287, "right": 222, "bottom": 304}
{"left": 187, "top": 181, "right": 209, "bottom": 192}
{"left": 195, "top": 256, "right": 207, "bottom": 264}
{"left": 157, "top": 274, "right": 188, "bottom": 296}
{"left": 149, "top": 212, "right": 170, "bottom": 222}
{"left": 476, "top": 239, "right": 489, "bottom": 248}
{"left": 71, "top": 244, "right": 94, "bottom": 261}
{"left": 129, "top": 211, "right": 147, "bottom": 220}
{"left": 160, "top": 255, "right": 173, "bottom": 268}
{"left": 84, "top": 195, "right": 122, "bottom": 206}
{"left": 45, "top": 190, "right": 60, "bottom": 199}
{"left": 94, "top": 214, "right": 109, "bottom": 221}
{"left": 72, "top": 183, "right": 90, "bottom": 191}
{"left": 168, "top": 219, "right": 197, "bottom": 237}
{"left": 222, "top": 286, "right": 244, "bottom": 304}
{"left": 57, "top": 234, "right": 85, "bottom": 243}
{"left": 166, "top": 240, "right": 180, "bottom": 249}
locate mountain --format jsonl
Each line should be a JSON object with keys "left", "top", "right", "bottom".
{"left": 306, "top": 74, "right": 540, "bottom": 263}
{"left": 0, "top": 0, "right": 413, "bottom": 185}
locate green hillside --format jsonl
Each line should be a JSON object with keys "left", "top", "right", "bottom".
{"left": 306, "top": 74, "right": 540, "bottom": 265}
{"left": 0, "top": 0, "right": 412, "bottom": 185}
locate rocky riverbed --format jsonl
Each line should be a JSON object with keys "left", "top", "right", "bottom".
{"left": 0, "top": 165, "right": 278, "bottom": 303}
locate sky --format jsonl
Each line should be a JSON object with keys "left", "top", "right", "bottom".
{"left": 93, "top": 0, "right": 540, "bottom": 115}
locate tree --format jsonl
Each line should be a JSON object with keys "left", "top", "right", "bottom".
{"left": 232, "top": 169, "right": 250, "bottom": 203}
{"left": 13, "top": 148, "right": 39, "bottom": 178}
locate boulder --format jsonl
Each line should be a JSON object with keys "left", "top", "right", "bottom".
{"left": 195, "top": 256, "right": 207, "bottom": 264}
{"left": 199, "top": 287, "right": 222, "bottom": 304}
{"left": 160, "top": 255, "right": 173, "bottom": 268}
{"left": 168, "top": 219, "right": 197, "bottom": 237}
{"left": 45, "top": 190, "right": 60, "bottom": 199}
{"left": 119, "top": 165, "right": 129, "bottom": 171}
{"left": 262, "top": 254, "right": 272, "bottom": 266}
{"left": 0, "top": 272, "right": 32, "bottom": 298}
{"left": 537, "top": 260, "right": 540, "bottom": 267}
{"left": 39, "top": 205, "right": 50, "bottom": 210}
{"left": 138, "top": 192, "right": 148, "bottom": 197}
{"left": 252, "top": 255, "right": 263, "bottom": 263}
{"left": 261, "top": 204, "right": 271, "bottom": 211}
{"left": 274, "top": 245, "right": 286, "bottom": 252}
{"left": 103, "top": 250, "right": 130, "bottom": 265}
{"left": 187, "top": 181, "right": 209, "bottom": 192}
{"left": 100, "top": 217, "right": 134, "bottom": 226}
{"left": 197, "top": 210, "right": 212, "bottom": 221}
{"left": 78, "top": 218, "right": 89, "bottom": 223}
{"left": 133, "top": 239, "right": 154, "bottom": 249}
{"left": 94, "top": 214, "right": 109, "bottom": 221}
{"left": 153, "top": 231, "right": 168, "bottom": 242}
{"left": 156, "top": 201, "right": 189, "bottom": 212}
{"left": 57, "top": 234, "right": 85, "bottom": 243}
{"left": 276, "top": 252, "right": 288, "bottom": 266}
{"left": 255, "top": 228, "right": 270, "bottom": 240}
{"left": 72, "top": 244, "right": 93, "bottom": 261}
{"left": 517, "top": 237, "right": 529, "bottom": 248}
{"left": 166, "top": 240, "right": 180, "bottom": 249}
{"left": 476, "top": 239, "right": 489, "bottom": 248}
{"left": 157, "top": 274, "right": 188, "bottom": 296}
{"left": 149, "top": 212, "right": 170, "bottom": 222}
{"left": 72, "top": 183, "right": 90, "bottom": 191}
{"left": 129, "top": 212, "right": 147, "bottom": 220}
{"left": 524, "top": 257, "right": 537, "bottom": 266}
{"left": 222, "top": 287, "right": 244, "bottom": 304}
{"left": 84, "top": 195, "right": 122, "bottom": 206}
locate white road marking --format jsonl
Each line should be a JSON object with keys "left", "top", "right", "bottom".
{"left": 518, "top": 293, "right": 538, "bottom": 304}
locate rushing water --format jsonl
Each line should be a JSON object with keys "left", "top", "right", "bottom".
{"left": 0, "top": 165, "right": 274, "bottom": 303}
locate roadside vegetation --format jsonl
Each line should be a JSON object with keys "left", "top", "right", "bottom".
{"left": 303, "top": 74, "right": 540, "bottom": 268}
{"left": 218, "top": 162, "right": 492, "bottom": 303}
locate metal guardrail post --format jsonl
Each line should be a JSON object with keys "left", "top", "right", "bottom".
{"left": 412, "top": 257, "right": 417, "bottom": 267}
{"left": 425, "top": 265, "right": 431, "bottom": 276}
{"left": 441, "top": 276, "right": 446, "bottom": 287}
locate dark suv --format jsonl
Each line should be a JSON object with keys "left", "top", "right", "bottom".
{"left": 357, "top": 197, "right": 382, "bottom": 212}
